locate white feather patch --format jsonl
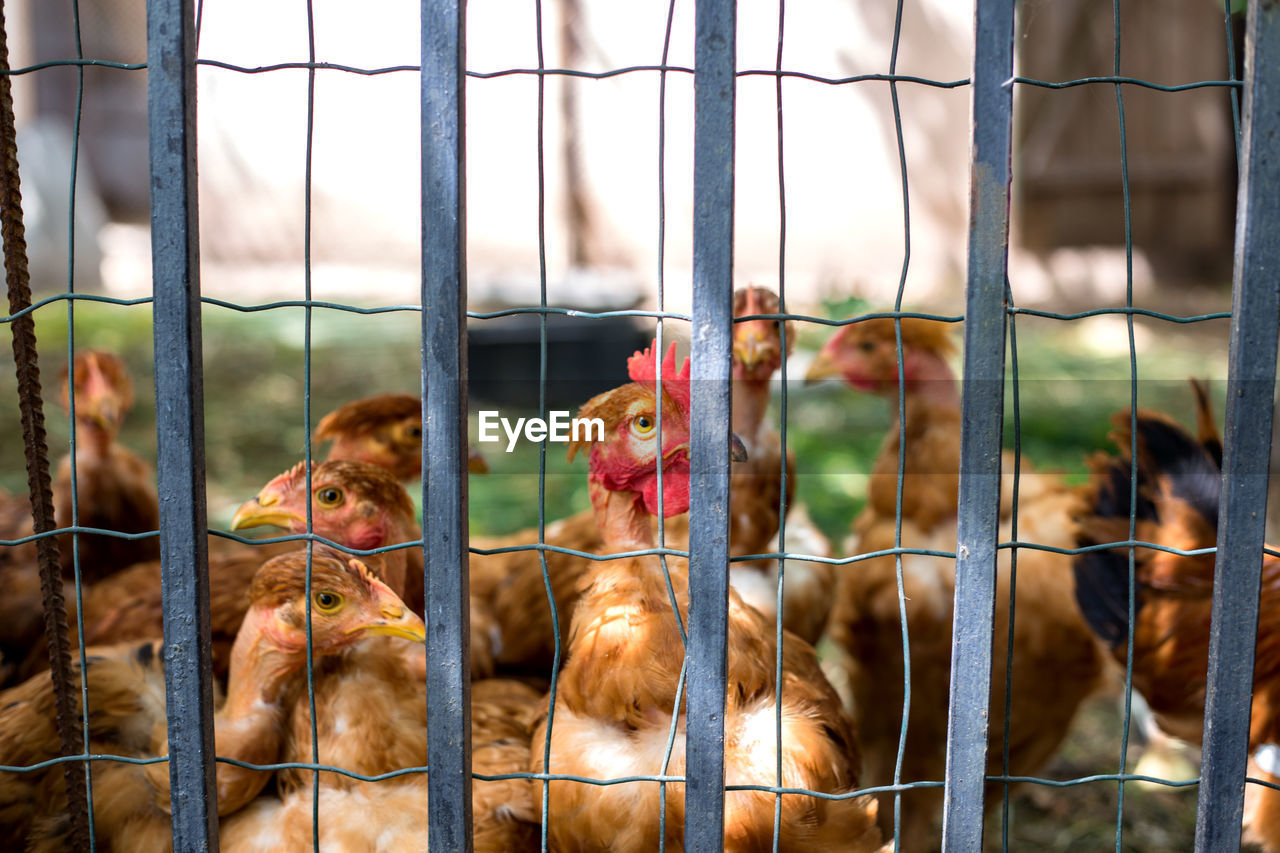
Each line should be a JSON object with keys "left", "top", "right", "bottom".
{"left": 1255, "top": 743, "right": 1280, "bottom": 777}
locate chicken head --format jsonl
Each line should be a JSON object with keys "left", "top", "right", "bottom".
{"left": 315, "top": 391, "right": 489, "bottom": 480}
{"left": 805, "top": 315, "right": 957, "bottom": 394}
{"left": 732, "top": 285, "right": 794, "bottom": 383}
{"left": 231, "top": 459, "right": 415, "bottom": 553}
{"left": 59, "top": 350, "right": 136, "bottom": 446}
{"left": 248, "top": 547, "right": 426, "bottom": 658}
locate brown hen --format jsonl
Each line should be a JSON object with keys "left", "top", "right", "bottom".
{"left": 476, "top": 288, "right": 830, "bottom": 678}
{"left": 222, "top": 550, "right": 538, "bottom": 853}
{"left": 52, "top": 350, "right": 160, "bottom": 582}
{"left": 807, "top": 315, "right": 1108, "bottom": 850}
{"left": 314, "top": 390, "right": 489, "bottom": 480}
{"left": 1073, "top": 391, "right": 1280, "bottom": 851}
{"left": 0, "top": 351, "right": 159, "bottom": 682}
{"left": 0, "top": 547, "right": 424, "bottom": 852}
{"left": 531, "top": 339, "right": 883, "bottom": 852}
{"left": 724, "top": 285, "right": 835, "bottom": 644}
{"left": 231, "top": 458, "right": 501, "bottom": 679}
{"left": 19, "top": 461, "right": 432, "bottom": 685}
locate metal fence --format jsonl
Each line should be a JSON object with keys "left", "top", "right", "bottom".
{"left": 2, "top": 0, "right": 1278, "bottom": 850}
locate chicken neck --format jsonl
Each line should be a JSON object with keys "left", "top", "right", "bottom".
{"left": 864, "top": 350, "right": 962, "bottom": 527}
{"left": 589, "top": 478, "right": 657, "bottom": 553}
{"left": 890, "top": 347, "right": 959, "bottom": 410}
{"left": 326, "top": 509, "right": 418, "bottom": 605}
{"left": 731, "top": 376, "right": 773, "bottom": 451}
{"left": 169, "top": 603, "right": 308, "bottom": 814}
{"left": 376, "top": 512, "right": 420, "bottom": 604}
{"left": 74, "top": 421, "right": 116, "bottom": 460}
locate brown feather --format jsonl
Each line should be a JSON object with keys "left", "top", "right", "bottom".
{"left": 55, "top": 350, "right": 159, "bottom": 582}
{"left": 534, "top": 365, "right": 882, "bottom": 851}
{"left": 16, "top": 461, "right": 425, "bottom": 687}
{"left": 315, "top": 391, "right": 488, "bottom": 478}
{"left": 477, "top": 287, "right": 829, "bottom": 682}
{"left": 261, "top": 637, "right": 539, "bottom": 849}
{"left": 818, "top": 313, "right": 1107, "bottom": 849}
{"left": 1074, "top": 404, "right": 1280, "bottom": 755}
{"left": 1, "top": 548, "right": 417, "bottom": 850}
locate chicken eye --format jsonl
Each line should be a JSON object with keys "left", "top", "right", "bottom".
{"left": 858, "top": 340, "right": 877, "bottom": 354}
{"left": 631, "top": 414, "right": 656, "bottom": 436}
{"left": 316, "top": 487, "right": 344, "bottom": 508}
{"left": 397, "top": 421, "right": 422, "bottom": 441}
{"left": 313, "top": 591, "right": 344, "bottom": 613}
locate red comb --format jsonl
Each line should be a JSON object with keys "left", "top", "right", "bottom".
{"left": 627, "top": 339, "right": 691, "bottom": 411}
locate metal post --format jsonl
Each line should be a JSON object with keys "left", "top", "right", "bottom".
{"left": 421, "top": 0, "right": 472, "bottom": 849}
{"left": 146, "top": 0, "right": 217, "bottom": 848}
{"left": 686, "top": 0, "right": 735, "bottom": 849}
{"left": 1194, "top": 2, "right": 1280, "bottom": 848}
{"left": 941, "top": 0, "right": 1015, "bottom": 849}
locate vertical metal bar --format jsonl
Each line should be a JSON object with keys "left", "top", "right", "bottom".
{"left": 421, "top": 0, "right": 472, "bottom": 849}
{"left": 940, "top": 0, "right": 1014, "bottom": 849}
{"left": 1194, "top": 2, "right": 1280, "bottom": 848}
{"left": 686, "top": 0, "right": 735, "bottom": 850}
{"left": 146, "top": 0, "right": 217, "bottom": 848}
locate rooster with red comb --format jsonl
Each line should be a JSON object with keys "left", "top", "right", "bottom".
{"left": 569, "top": 338, "right": 700, "bottom": 524}
{"left": 532, "top": 337, "right": 884, "bottom": 852}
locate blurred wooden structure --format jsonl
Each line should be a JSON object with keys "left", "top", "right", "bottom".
{"left": 1015, "top": 0, "right": 1240, "bottom": 282}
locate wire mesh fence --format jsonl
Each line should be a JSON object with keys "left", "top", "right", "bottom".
{"left": 0, "top": 0, "right": 1276, "bottom": 850}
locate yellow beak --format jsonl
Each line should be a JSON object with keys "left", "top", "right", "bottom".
{"left": 359, "top": 604, "right": 427, "bottom": 643}
{"left": 230, "top": 495, "right": 304, "bottom": 531}
{"left": 83, "top": 401, "right": 121, "bottom": 434}
{"left": 804, "top": 349, "right": 843, "bottom": 386}
{"left": 733, "top": 333, "right": 777, "bottom": 374}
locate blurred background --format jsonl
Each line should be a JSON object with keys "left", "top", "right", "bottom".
{"left": 1, "top": 0, "right": 1242, "bottom": 517}
{"left": 0, "top": 2, "right": 1257, "bottom": 847}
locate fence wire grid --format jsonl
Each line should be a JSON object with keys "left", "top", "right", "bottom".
{"left": 0, "top": 0, "right": 1277, "bottom": 851}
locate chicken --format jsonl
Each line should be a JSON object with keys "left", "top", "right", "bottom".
{"left": 314, "top": 390, "right": 489, "bottom": 480}
{"left": 231, "top": 459, "right": 500, "bottom": 678}
{"left": 724, "top": 285, "right": 834, "bottom": 644}
{"left": 221, "top": 546, "right": 539, "bottom": 850}
{"left": 475, "top": 289, "right": 832, "bottom": 677}
{"left": 18, "top": 460, "right": 432, "bottom": 685}
{"left": 806, "top": 316, "right": 1107, "bottom": 850}
{"left": 1073, "top": 391, "right": 1280, "bottom": 851}
{"left": 52, "top": 350, "right": 160, "bottom": 582}
{"left": 0, "top": 547, "right": 425, "bottom": 851}
{"left": 230, "top": 459, "right": 418, "bottom": 599}
{"left": 531, "top": 339, "right": 884, "bottom": 852}
{"left": 0, "top": 490, "right": 43, "bottom": 685}
{"left": 223, "top": 665, "right": 541, "bottom": 852}
{"left": 0, "top": 351, "right": 159, "bottom": 682}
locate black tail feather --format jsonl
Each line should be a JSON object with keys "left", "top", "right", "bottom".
{"left": 1072, "top": 406, "right": 1222, "bottom": 649}
{"left": 1072, "top": 544, "right": 1134, "bottom": 648}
